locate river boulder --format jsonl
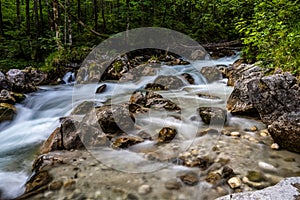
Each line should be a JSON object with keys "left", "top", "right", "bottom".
{"left": 0, "top": 72, "right": 11, "bottom": 91}
{"left": 0, "top": 103, "right": 17, "bottom": 123}
{"left": 153, "top": 75, "right": 185, "bottom": 90}
{"left": 198, "top": 107, "right": 227, "bottom": 125}
{"left": 6, "top": 69, "right": 37, "bottom": 93}
{"left": 247, "top": 72, "right": 299, "bottom": 125}
{"left": 0, "top": 90, "right": 16, "bottom": 104}
{"left": 200, "top": 66, "right": 222, "bottom": 83}
{"left": 268, "top": 112, "right": 300, "bottom": 153}
{"left": 227, "top": 69, "right": 262, "bottom": 115}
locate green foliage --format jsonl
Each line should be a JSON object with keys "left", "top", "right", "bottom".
{"left": 237, "top": 0, "right": 300, "bottom": 75}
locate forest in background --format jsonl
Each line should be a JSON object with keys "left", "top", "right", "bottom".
{"left": 0, "top": 0, "right": 299, "bottom": 75}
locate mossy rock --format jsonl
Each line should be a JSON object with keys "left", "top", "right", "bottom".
{"left": 0, "top": 103, "right": 17, "bottom": 123}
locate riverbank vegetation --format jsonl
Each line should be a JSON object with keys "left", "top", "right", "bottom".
{"left": 0, "top": 0, "right": 299, "bottom": 75}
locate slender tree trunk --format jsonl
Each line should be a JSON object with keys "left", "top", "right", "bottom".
{"left": 53, "top": 0, "right": 62, "bottom": 50}
{"left": 39, "top": 0, "right": 43, "bottom": 34}
{"left": 67, "top": 0, "right": 72, "bottom": 46}
{"left": 34, "top": 0, "right": 39, "bottom": 38}
{"left": 25, "top": 0, "right": 30, "bottom": 35}
{"left": 16, "top": 0, "right": 21, "bottom": 29}
{"left": 45, "top": 0, "right": 53, "bottom": 31}
{"left": 126, "top": 0, "right": 130, "bottom": 31}
{"left": 77, "top": 0, "right": 81, "bottom": 32}
{"left": 93, "top": 0, "right": 98, "bottom": 31}
{"left": 100, "top": 0, "right": 106, "bottom": 32}
{"left": 0, "top": 0, "right": 3, "bottom": 36}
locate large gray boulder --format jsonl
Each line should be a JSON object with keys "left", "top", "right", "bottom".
{"left": 216, "top": 177, "right": 300, "bottom": 200}
{"left": 6, "top": 69, "right": 37, "bottom": 93}
{"left": 247, "top": 72, "right": 299, "bottom": 125}
{"left": 268, "top": 112, "right": 300, "bottom": 153}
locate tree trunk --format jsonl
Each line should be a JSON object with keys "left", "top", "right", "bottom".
{"left": 25, "top": 0, "right": 30, "bottom": 35}
{"left": 126, "top": 0, "right": 130, "bottom": 31}
{"left": 16, "top": 0, "right": 21, "bottom": 29}
{"left": 0, "top": 0, "right": 3, "bottom": 36}
{"left": 67, "top": 0, "right": 72, "bottom": 46}
{"left": 77, "top": 0, "right": 81, "bottom": 32}
{"left": 39, "top": 0, "right": 43, "bottom": 34}
{"left": 100, "top": 0, "right": 106, "bottom": 32}
{"left": 53, "top": 0, "right": 62, "bottom": 50}
{"left": 45, "top": 0, "right": 53, "bottom": 31}
{"left": 34, "top": 0, "right": 39, "bottom": 38}
{"left": 93, "top": 0, "right": 98, "bottom": 31}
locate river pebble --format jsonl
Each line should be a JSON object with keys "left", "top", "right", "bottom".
{"left": 271, "top": 143, "right": 280, "bottom": 150}
{"left": 138, "top": 184, "right": 152, "bottom": 195}
{"left": 165, "top": 179, "right": 182, "bottom": 190}
{"left": 258, "top": 161, "right": 277, "bottom": 172}
{"left": 230, "top": 132, "right": 241, "bottom": 137}
{"left": 227, "top": 177, "right": 242, "bottom": 189}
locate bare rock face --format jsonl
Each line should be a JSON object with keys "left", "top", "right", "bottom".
{"left": 198, "top": 107, "right": 227, "bottom": 125}
{"left": 268, "top": 112, "right": 300, "bottom": 153}
{"left": 0, "top": 72, "right": 11, "bottom": 91}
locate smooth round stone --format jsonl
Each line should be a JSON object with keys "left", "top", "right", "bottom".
{"left": 271, "top": 143, "right": 280, "bottom": 150}
{"left": 230, "top": 132, "right": 241, "bottom": 137}
{"left": 165, "top": 179, "right": 182, "bottom": 190}
{"left": 138, "top": 185, "right": 152, "bottom": 195}
{"left": 250, "top": 126, "right": 258, "bottom": 131}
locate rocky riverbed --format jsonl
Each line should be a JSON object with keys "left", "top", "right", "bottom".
{"left": 1, "top": 50, "right": 300, "bottom": 200}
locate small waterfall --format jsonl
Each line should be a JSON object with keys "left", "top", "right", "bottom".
{"left": 62, "top": 71, "right": 75, "bottom": 84}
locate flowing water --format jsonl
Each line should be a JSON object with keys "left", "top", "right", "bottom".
{"left": 0, "top": 53, "right": 299, "bottom": 199}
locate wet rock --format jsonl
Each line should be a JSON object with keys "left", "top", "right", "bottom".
{"left": 153, "top": 75, "right": 185, "bottom": 90}
{"left": 165, "top": 179, "right": 182, "bottom": 190}
{"left": 28, "top": 69, "right": 48, "bottom": 85}
{"left": 49, "top": 180, "right": 63, "bottom": 190}
{"left": 181, "top": 73, "right": 194, "bottom": 84}
{"left": 227, "top": 177, "right": 242, "bottom": 189}
{"left": 247, "top": 171, "right": 266, "bottom": 182}
{"left": 0, "top": 90, "right": 16, "bottom": 104}
{"left": 205, "top": 172, "right": 222, "bottom": 184}
{"left": 0, "top": 103, "right": 16, "bottom": 123}
{"left": 130, "top": 91, "right": 180, "bottom": 112}
{"left": 63, "top": 179, "right": 76, "bottom": 190}
{"left": 25, "top": 171, "right": 52, "bottom": 193}
{"left": 197, "top": 93, "right": 221, "bottom": 100}
{"left": 258, "top": 161, "right": 277, "bottom": 173}
{"left": 242, "top": 177, "right": 270, "bottom": 189}
{"left": 198, "top": 107, "right": 227, "bottom": 125}
{"left": 6, "top": 69, "right": 37, "bottom": 93}
{"left": 247, "top": 72, "right": 300, "bottom": 125}
{"left": 95, "top": 84, "right": 107, "bottom": 94}
{"left": 71, "top": 101, "right": 94, "bottom": 115}
{"left": 217, "top": 177, "right": 300, "bottom": 200}
{"left": 226, "top": 66, "right": 262, "bottom": 114}
{"left": 41, "top": 118, "right": 108, "bottom": 152}
{"left": 157, "top": 127, "right": 177, "bottom": 143}
{"left": 84, "top": 104, "right": 135, "bottom": 134}
{"left": 222, "top": 166, "right": 235, "bottom": 179}
{"left": 145, "top": 83, "right": 167, "bottom": 91}
{"left": 138, "top": 185, "right": 152, "bottom": 195}
{"left": 197, "top": 128, "right": 219, "bottom": 137}
{"left": 230, "top": 131, "right": 241, "bottom": 137}
{"left": 112, "top": 135, "right": 144, "bottom": 149}
{"left": 200, "top": 66, "right": 222, "bottom": 83}
{"left": 10, "top": 92, "right": 26, "bottom": 103}
{"left": 179, "top": 171, "right": 199, "bottom": 186}
{"left": 0, "top": 71, "right": 11, "bottom": 91}
{"left": 179, "top": 152, "right": 210, "bottom": 169}
{"left": 268, "top": 112, "right": 300, "bottom": 153}
{"left": 270, "top": 143, "right": 280, "bottom": 150}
